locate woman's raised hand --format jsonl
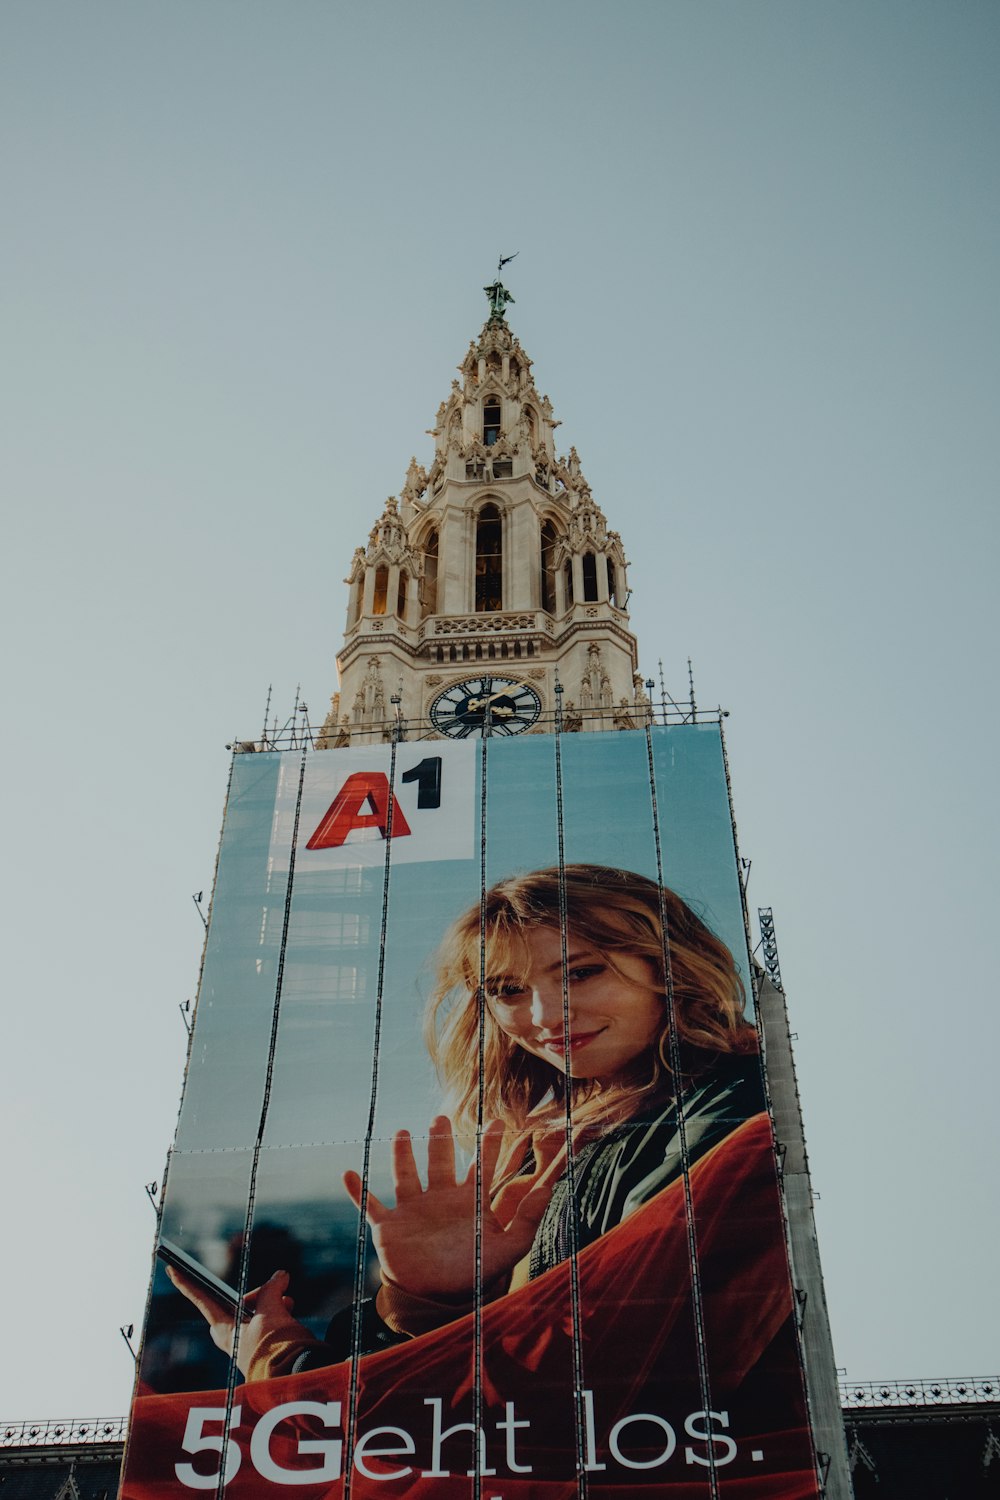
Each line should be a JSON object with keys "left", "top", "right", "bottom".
{"left": 343, "top": 1116, "right": 565, "bottom": 1299}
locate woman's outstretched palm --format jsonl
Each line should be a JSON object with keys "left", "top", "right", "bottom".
{"left": 343, "top": 1115, "right": 565, "bottom": 1298}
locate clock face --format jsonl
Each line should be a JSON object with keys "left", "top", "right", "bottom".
{"left": 429, "top": 675, "right": 543, "bottom": 738}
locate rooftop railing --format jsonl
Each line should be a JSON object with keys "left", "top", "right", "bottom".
{"left": 840, "top": 1377, "right": 999, "bottom": 1410}
{"left": 1, "top": 1417, "right": 127, "bottom": 1449}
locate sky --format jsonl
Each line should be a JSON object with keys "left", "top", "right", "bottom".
{"left": 1, "top": 0, "right": 998, "bottom": 1421}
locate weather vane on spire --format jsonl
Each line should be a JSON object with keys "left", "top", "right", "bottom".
{"left": 484, "top": 252, "right": 518, "bottom": 322}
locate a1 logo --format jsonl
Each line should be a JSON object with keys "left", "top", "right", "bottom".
{"left": 295, "top": 753, "right": 472, "bottom": 866}
{"left": 306, "top": 758, "right": 442, "bottom": 849}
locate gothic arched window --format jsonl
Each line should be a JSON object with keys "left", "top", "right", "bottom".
{"left": 540, "top": 520, "right": 558, "bottom": 614}
{"left": 483, "top": 397, "right": 501, "bottom": 447}
{"left": 475, "top": 504, "right": 503, "bottom": 612}
{"left": 372, "top": 566, "right": 388, "bottom": 616}
{"left": 582, "top": 552, "right": 598, "bottom": 602}
{"left": 564, "top": 559, "right": 574, "bottom": 607}
{"left": 397, "top": 570, "right": 408, "bottom": 618}
{"left": 607, "top": 558, "right": 619, "bottom": 607}
{"left": 421, "top": 530, "right": 438, "bottom": 618}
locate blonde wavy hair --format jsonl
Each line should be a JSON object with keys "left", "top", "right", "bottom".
{"left": 425, "top": 864, "right": 756, "bottom": 1145}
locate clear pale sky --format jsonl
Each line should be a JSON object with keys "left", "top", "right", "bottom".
{"left": 1, "top": 0, "right": 997, "bottom": 1420}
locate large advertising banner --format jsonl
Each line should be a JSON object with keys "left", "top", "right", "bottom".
{"left": 122, "top": 726, "right": 820, "bottom": 1498}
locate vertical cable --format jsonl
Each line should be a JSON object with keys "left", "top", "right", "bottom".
{"left": 644, "top": 724, "right": 720, "bottom": 1500}
{"left": 552, "top": 687, "right": 591, "bottom": 1498}
{"left": 472, "top": 713, "right": 490, "bottom": 1500}
{"left": 342, "top": 726, "right": 403, "bottom": 1500}
{"left": 216, "top": 747, "right": 309, "bottom": 1500}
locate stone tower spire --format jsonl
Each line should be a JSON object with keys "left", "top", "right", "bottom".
{"left": 318, "top": 288, "right": 649, "bottom": 746}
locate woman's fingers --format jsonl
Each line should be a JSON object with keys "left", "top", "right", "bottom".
{"left": 166, "top": 1265, "right": 234, "bottom": 1329}
{"left": 349, "top": 1117, "right": 518, "bottom": 1230}
{"left": 347, "top": 1120, "right": 461, "bottom": 1225}
{"left": 342, "top": 1170, "right": 390, "bottom": 1225}
{"left": 424, "top": 1116, "right": 457, "bottom": 1190}
{"left": 391, "top": 1129, "right": 425, "bottom": 1201}
{"left": 170, "top": 1266, "right": 294, "bottom": 1335}
{"left": 242, "top": 1270, "right": 290, "bottom": 1318}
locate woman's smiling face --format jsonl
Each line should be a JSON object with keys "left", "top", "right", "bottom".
{"left": 484, "top": 925, "right": 663, "bottom": 1083}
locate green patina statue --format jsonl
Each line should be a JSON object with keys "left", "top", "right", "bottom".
{"left": 484, "top": 254, "right": 518, "bottom": 321}
{"left": 484, "top": 277, "right": 515, "bottom": 322}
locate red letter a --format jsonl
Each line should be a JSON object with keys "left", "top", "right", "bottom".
{"left": 306, "top": 772, "right": 412, "bottom": 850}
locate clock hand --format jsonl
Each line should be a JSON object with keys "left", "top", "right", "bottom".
{"left": 460, "top": 684, "right": 533, "bottom": 715}
{"left": 465, "top": 688, "right": 525, "bottom": 713}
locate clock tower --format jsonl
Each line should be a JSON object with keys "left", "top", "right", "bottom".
{"left": 318, "top": 279, "right": 651, "bottom": 746}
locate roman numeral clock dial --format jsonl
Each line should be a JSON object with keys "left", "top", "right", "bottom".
{"left": 429, "top": 676, "right": 542, "bottom": 738}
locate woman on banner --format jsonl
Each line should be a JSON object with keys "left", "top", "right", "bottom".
{"left": 172, "top": 862, "right": 767, "bottom": 1337}
{"left": 165, "top": 865, "right": 817, "bottom": 1490}
{"left": 337, "top": 860, "right": 768, "bottom": 1347}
